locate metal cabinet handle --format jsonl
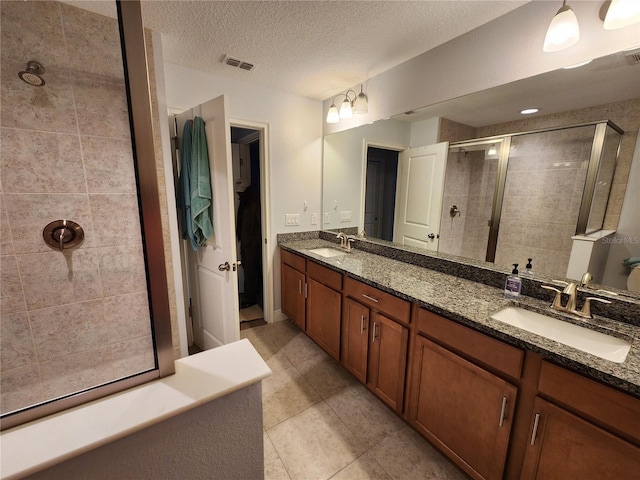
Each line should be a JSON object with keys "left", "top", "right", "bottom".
{"left": 298, "top": 279, "right": 302, "bottom": 294}
{"left": 498, "top": 396, "right": 508, "bottom": 427}
{"left": 530, "top": 413, "right": 541, "bottom": 446}
{"left": 372, "top": 322, "right": 378, "bottom": 343}
{"left": 304, "top": 282, "right": 308, "bottom": 298}
{"left": 362, "top": 293, "right": 379, "bottom": 303}
{"left": 360, "top": 315, "right": 366, "bottom": 334}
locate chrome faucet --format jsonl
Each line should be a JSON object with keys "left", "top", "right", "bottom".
{"left": 345, "top": 235, "right": 356, "bottom": 251}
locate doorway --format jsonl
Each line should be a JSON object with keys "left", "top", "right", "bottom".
{"left": 364, "top": 146, "right": 399, "bottom": 241}
{"left": 231, "top": 126, "right": 266, "bottom": 331}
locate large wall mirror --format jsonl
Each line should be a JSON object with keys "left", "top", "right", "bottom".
{"left": 322, "top": 49, "right": 640, "bottom": 296}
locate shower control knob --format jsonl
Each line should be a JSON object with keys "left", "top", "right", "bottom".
{"left": 43, "top": 220, "right": 84, "bottom": 251}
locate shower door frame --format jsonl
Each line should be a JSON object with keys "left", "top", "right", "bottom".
{"left": 1, "top": 0, "right": 174, "bottom": 431}
{"left": 449, "top": 120, "right": 624, "bottom": 265}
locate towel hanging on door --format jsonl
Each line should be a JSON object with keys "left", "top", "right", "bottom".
{"left": 190, "top": 116, "right": 213, "bottom": 247}
{"left": 177, "top": 119, "right": 198, "bottom": 251}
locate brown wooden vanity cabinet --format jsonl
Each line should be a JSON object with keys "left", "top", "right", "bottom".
{"left": 408, "top": 307, "right": 523, "bottom": 480}
{"left": 280, "top": 250, "right": 306, "bottom": 330}
{"left": 520, "top": 361, "right": 640, "bottom": 480}
{"left": 306, "top": 261, "right": 342, "bottom": 360}
{"left": 341, "top": 277, "right": 410, "bottom": 413}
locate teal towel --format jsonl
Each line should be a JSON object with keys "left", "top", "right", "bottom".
{"left": 190, "top": 116, "right": 213, "bottom": 246}
{"left": 623, "top": 257, "right": 640, "bottom": 268}
{"left": 178, "top": 120, "right": 198, "bottom": 251}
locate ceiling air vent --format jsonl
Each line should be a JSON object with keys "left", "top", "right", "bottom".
{"left": 223, "top": 55, "right": 255, "bottom": 71}
{"left": 624, "top": 49, "right": 640, "bottom": 65}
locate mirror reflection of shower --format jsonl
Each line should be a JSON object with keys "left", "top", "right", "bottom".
{"left": 18, "top": 60, "right": 46, "bottom": 86}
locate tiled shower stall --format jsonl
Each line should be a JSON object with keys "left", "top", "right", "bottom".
{"left": 0, "top": 1, "right": 155, "bottom": 415}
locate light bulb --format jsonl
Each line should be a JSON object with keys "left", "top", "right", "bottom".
{"left": 326, "top": 104, "right": 339, "bottom": 123}
{"left": 543, "top": 3, "right": 580, "bottom": 52}
{"left": 604, "top": 0, "right": 640, "bottom": 29}
{"left": 339, "top": 97, "right": 353, "bottom": 119}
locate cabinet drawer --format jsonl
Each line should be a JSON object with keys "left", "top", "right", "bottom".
{"left": 538, "top": 361, "right": 640, "bottom": 444}
{"left": 416, "top": 308, "right": 523, "bottom": 380}
{"left": 344, "top": 276, "right": 410, "bottom": 324}
{"left": 307, "top": 260, "right": 342, "bottom": 291}
{"left": 281, "top": 248, "right": 305, "bottom": 272}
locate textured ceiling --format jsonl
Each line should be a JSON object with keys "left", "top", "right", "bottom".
{"left": 63, "top": 1, "right": 528, "bottom": 100}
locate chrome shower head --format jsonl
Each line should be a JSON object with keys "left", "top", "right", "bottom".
{"left": 18, "top": 61, "right": 45, "bottom": 87}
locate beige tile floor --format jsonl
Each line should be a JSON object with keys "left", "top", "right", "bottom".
{"left": 240, "top": 320, "right": 468, "bottom": 480}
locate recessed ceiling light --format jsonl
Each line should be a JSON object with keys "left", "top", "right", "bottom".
{"left": 562, "top": 59, "right": 593, "bottom": 69}
{"left": 521, "top": 108, "right": 539, "bottom": 115}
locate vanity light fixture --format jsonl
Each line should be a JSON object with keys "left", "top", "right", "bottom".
{"left": 543, "top": 0, "right": 580, "bottom": 52}
{"left": 520, "top": 108, "right": 539, "bottom": 115}
{"left": 603, "top": 0, "right": 640, "bottom": 29}
{"left": 326, "top": 85, "right": 368, "bottom": 124}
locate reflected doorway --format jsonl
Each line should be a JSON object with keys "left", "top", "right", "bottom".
{"left": 364, "top": 147, "right": 399, "bottom": 241}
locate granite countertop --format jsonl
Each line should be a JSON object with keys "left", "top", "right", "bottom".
{"left": 280, "top": 238, "right": 640, "bottom": 398}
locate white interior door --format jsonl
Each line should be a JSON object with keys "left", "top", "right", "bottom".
{"left": 180, "top": 95, "right": 240, "bottom": 350}
{"left": 393, "top": 142, "right": 448, "bottom": 251}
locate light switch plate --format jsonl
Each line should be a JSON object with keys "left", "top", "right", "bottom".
{"left": 340, "top": 211, "right": 351, "bottom": 222}
{"left": 285, "top": 214, "right": 300, "bottom": 226}
{"left": 311, "top": 213, "right": 318, "bottom": 225}
{"left": 324, "top": 213, "right": 331, "bottom": 224}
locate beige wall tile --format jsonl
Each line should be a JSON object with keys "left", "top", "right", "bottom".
{"left": 5, "top": 193, "right": 95, "bottom": 253}
{"left": 1, "top": 129, "right": 85, "bottom": 194}
{"left": 1, "top": 312, "right": 36, "bottom": 371}
{"left": 111, "top": 335, "right": 155, "bottom": 379}
{"left": 1, "top": 255, "right": 26, "bottom": 314}
{"left": 0, "top": 364, "right": 44, "bottom": 413}
{"left": 97, "top": 244, "right": 147, "bottom": 296}
{"left": 29, "top": 300, "right": 109, "bottom": 361}
{"left": 18, "top": 249, "right": 102, "bottom": 310}
{"left": 73, "top": 79, "right": 129, "bottom": 139}
{"left": 102, "top": 291, "right": 152, "bottom": 342}
{"left": 0, "top": 195, "right": 14, "bottom": 254}
{"left": 89, "top": 194, "right": 142, "bottom": 247}
{"left": 81, "top": 136, "right": 136, "bottom": 194}
{"left": 40, "top": 346, "right": 114, "bottom": 399}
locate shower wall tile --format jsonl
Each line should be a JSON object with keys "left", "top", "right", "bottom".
{"left": 103, "top": 292, "right": 152, "bottom": 343}
{"left": 29, "top": 299, "right": 110, "bottom": 362}
{"left": 40, "top": 346, "right": 114, "bottom": 400}
{"left": 1, "top": 128, "right": 85, "bottom": 193}
{"left": 1, "top": 312, "right": 37, "bottom": 372}
{"left": 73, "top": 79, "right": 130, "bottom": 139}
{"left": 5, "top": 193, "right": 95, "bottom": 253}
{"left": 97, "top": 244, "right": 147, "bottom": 297}
{"left": 0, "top": 196, "right": 14, "bottom": 255}
{"left": 82, "top": 136, "right": 137, "bottom": 194}
{"left": 89, "top": 194, "right": 142, "bottom": 247}
{"left": 112, "top": 335, "right": 155, "bottom": 379}
{"left": 0, "top": 364, "right": 45, "bottom": 414}
{"left": 60, "top": 2, "right": 124, "bottom": 82}
{"left": 1, "top": 255, "right": 26, "bottom": 314}
{"left": 17, "top": 249, "right": 102, "bottom": 310}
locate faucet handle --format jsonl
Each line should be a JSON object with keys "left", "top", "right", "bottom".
{"left": 579, "top": 297, "right": 612, "bottom": 319}
{"left": 541, "top": 285, "right": 564, "bottom": 311}
{"left": 580, "top": 272, "right": 593, "bottom": 287}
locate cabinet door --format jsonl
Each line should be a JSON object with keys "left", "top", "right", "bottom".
{"left": 521, "top": 397, "right": 640, "bottom": 480}
{"left": 410, "top": 335, "right": 516, "bottom": 480}
{"left": 281, "top": 263, "right": 305, "bottom": 330}
{"left": 306, "top": 278, "right": 341, "bottom": 360}
{"left": 368, "top": 312, "right": 408, "bottom": 413}
{"left": 341, "top": 297, "right": 369, "bottom": 383}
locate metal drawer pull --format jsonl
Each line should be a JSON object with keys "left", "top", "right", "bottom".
{"left": 530, "top": 413, "right": 541, "bottom": 446}
{"left": 362, "top": 293, "right": 379, "bottom": 303}
{"left": 304, "top": 283, "right": 308, "bottom": 298}
{"left": 372, "top": 322, "right": 378, "bottom": 342}
{"left": 498, "top": 396, "right": 508, "bottom": 427}
{"left": 298, "top": 280, "right": 302, "bottom": 294}
{"left": 360, "top": 315, "right": 366, "bottom": 334}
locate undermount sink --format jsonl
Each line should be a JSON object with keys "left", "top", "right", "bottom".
{"left": 308, "top": 247, "right": 345, "bottom": 258}
{"left": 491, "top": 307, "right": 631, "bottom": 363}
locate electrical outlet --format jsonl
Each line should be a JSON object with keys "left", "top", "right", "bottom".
{"left": 285, "top": 214, "right": 300, "bottom": 226}
{"left": 324, "top": 212, "right": 331, "bottom": 224}
{"left": 340, "top": 211, "right": 352, "bottom": 222}
{"left": 311, "top": 213, "right": 318, "bottom": 225}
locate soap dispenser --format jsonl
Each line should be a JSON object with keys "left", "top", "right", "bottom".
{"left": 524, "top": 258, "right": 533, "bottom": 277}
{"left": 504, "top": 264, "right": 522, "bottom": 299}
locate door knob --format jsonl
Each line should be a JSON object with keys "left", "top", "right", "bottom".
{"left": 427, "top": 233, "right": 435, "bottom": 240}
{"left": 218, "top": 262, "right": 231, "bottom": 271}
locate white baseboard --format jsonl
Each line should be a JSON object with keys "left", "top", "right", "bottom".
{"left": 272, "top": 309, "right": 288, "bottom": 323}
